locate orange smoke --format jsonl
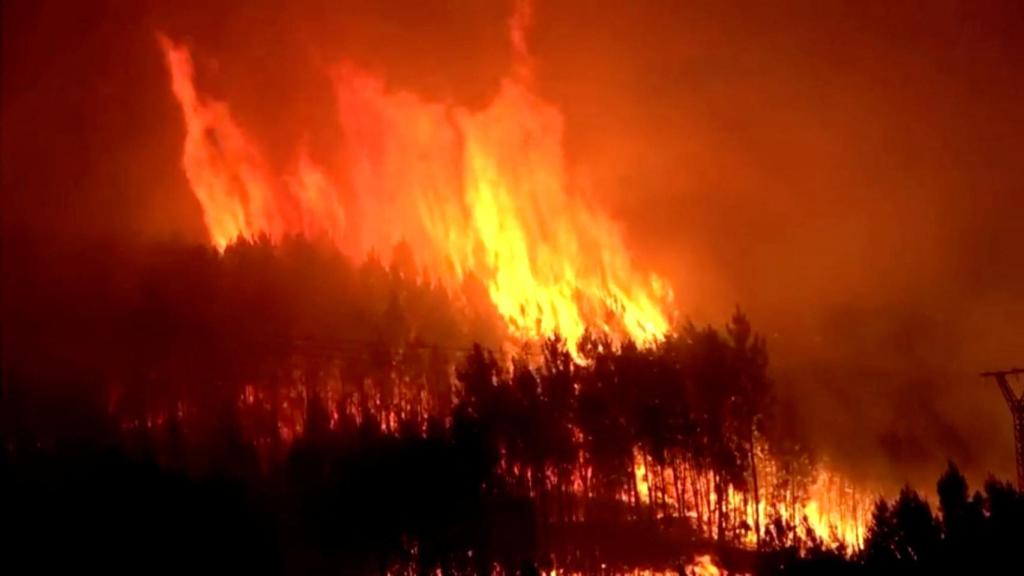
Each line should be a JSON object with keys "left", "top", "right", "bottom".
{"left": 158, "top": 6, "right": 671, "bottom": 350}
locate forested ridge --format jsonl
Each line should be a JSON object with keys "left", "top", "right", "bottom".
{"left": 2, "top": 237, "right": 1021, "bottom": 575}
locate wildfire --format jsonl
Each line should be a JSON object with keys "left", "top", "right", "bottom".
{"left": 687, "top": 555, "right": 722, "bottom": 576}
{"left": 159, "top": 3, "right": 671, "bottom": 351}
{"left": 801, "top": 469, "right": 873, "bottom": 548}
{"left": 629, "top": 450, "right": 873, "bottom": 551}
{"left": 158, "top": 2, "right": 875, "bottom": 556}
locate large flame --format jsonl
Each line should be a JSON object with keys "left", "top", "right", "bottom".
{"left": 157, "top": 8, "right": 876, "bottom": 552}
{"left": 158, "top": 6, "right": 671, "bottom": 350}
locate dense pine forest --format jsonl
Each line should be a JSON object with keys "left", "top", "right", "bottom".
{"left": 2, "top": 237, "right": 1022, "bottom": 575}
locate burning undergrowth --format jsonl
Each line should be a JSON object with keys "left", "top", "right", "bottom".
{"left": 2, "top": 235, "right": 872, "bottom": 574}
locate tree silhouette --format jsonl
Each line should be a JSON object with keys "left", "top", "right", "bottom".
{"left": 862, "top": 486, "right": 940, "bottom": 575}
{"left": 8, "top": 236, "right": 1022, "bottom": 574}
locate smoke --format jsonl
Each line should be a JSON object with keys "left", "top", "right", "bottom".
{"left": 3, "top": 0, "right": 1023, "bottom": 487}
{"left": 528, "top": 0, "right": 1024, "bottom": 487}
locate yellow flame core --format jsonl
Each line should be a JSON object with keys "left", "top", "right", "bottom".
{"left": 159, "top": 27, "right": 672, "bottom": 350}
{"left": 689, "top": 555, "right": 723, "bottom": 576}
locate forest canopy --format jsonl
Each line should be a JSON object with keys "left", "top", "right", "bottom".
{"left": 3, "top": 236, "right": 1021, "bottom": 575}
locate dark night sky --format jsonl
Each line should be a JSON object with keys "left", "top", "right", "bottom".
{"left": 3, "top": 0, "right": 1023, "bottom": 487}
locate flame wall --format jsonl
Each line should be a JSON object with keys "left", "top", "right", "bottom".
{"left": 158, "top": 7, "right": 672, "bottom": 350}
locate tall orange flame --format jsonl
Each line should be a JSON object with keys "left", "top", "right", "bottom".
{"left": 159, "top": 5, "right": 672, "bottom": 349}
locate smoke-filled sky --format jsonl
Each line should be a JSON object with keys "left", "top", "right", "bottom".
{"left": 3, "top": 0, "right": 1022, "bottom": 487}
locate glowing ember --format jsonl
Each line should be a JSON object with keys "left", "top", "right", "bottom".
{"left": 687, "top": 555, "right": 722, "bottom": 576}
{"left": 158, "top": 4, "right": 671, "bottom": 351}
